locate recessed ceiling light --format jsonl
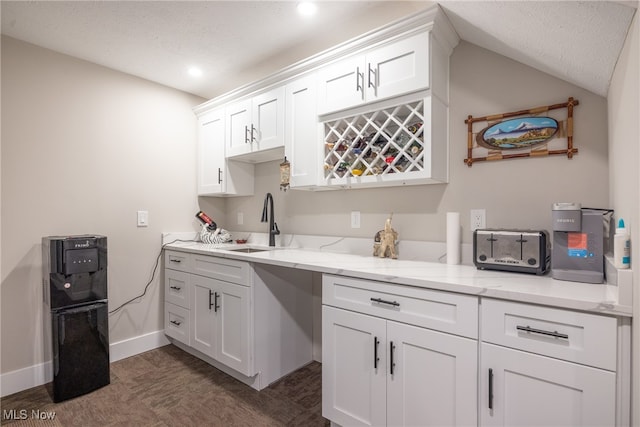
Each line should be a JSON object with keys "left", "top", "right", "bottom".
{"left": 188, "top": 67, "right": 203, "bottom": 78}
{"left": 297, "top": 2, "right": 317, "bottom": 17}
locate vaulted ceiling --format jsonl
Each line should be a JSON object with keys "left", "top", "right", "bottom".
{"left": 1, "top": 1, "right": 637, "bottom": 99}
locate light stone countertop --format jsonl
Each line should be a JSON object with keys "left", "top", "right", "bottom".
{"left": 164, "top": 238, "right": 633, "bottom": 317}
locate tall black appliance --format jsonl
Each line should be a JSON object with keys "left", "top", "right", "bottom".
{"left": 42, "top": 235, "right": 110, "bottom": 402}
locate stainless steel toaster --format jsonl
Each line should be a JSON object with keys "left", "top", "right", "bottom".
{"left": 473, "top": 229, "right": 550, "bottom": 275}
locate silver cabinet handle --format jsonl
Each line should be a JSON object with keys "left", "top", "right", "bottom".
{"left": 170, "top": 320, "right": 182, "bottom": 326}
{"left": 368, "top": 63, "right": 377, "bottom": 89}
{"left": 516, "top": 325, "right": 569, "bottom": 339}
{"left": 169, "top": 286, "right": 181, "bottom": 291}
{"left": 356, "top": 66, "right": 364, "bottom": 94}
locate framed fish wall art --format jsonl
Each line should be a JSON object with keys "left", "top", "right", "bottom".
{"left": 464, "top": 97, "right": 579, "bottom": 167}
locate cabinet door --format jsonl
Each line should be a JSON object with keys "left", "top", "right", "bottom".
{"left": 226, "top": 99, "right": 252, "bottom": 158}
{"left": 387, "top": 321, "right": 477, "bottom": 427}
{"left": 366, "top": 32, "right": 430, "bottom": 102}
{"left": 198, "top": 109, "right": 254, "bottom": 196}
{"left": 165, "top": 302, "right": 190, "bottom": 345}
{"left": 190, "top": 275, "right": 217, "bottom": 358}
{"left": 317, "top": 56, "right": 365, "bottom": 115}
{"left": 165, "top": 269, "right": 190, "bottom": 309}
{"left": 198, "top": 109, "right": 225, "bottom": 195}
{"left": 285, "top": 74, "right": 323, "bottom": 189}
{"left": 215, "top": 281, "right": 252, "bottom": 376}
{"left": 252, "top": 86, "right": 285, "bottom": 153}
{"left": 481, "top": 343, "right": 616, "bottom": 427}
{"left": 322, "top": 306, "right": 386, "bottom": 427}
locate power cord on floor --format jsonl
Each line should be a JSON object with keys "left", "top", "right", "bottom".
{"left": 108, "top": 239, "right": 196, "bottom": 315}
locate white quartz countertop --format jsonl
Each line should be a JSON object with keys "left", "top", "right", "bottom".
{"left": 164, "top": 240, "right": 632, "bottom": 317}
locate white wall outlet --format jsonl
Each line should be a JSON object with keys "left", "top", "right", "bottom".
{"left": 137, "top": 210, "right": 149, "bottom": 227}
{"left": 351, "top": 211, "right": 361, "bottom": 229}
{"left": 470, "top": 209, "right": 486, "bottom": 231}
{"left": 237, "top": 212, "right": 244, "bottom": 225}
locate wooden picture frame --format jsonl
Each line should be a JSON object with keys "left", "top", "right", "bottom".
{"left": 464, "top": 97, "right": 579, "bottom": 167}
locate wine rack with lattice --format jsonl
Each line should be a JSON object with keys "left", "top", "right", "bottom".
{"left": 323, "top": 100, "right": 426, "bottom": 180}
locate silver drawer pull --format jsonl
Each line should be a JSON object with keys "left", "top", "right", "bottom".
{"left": 516, "top": 325, "right": 569, "bottom": 340}
{"left": 170, "top": 259, "right": 182, "bottom": 263}
{"left": 370, "top": 297, "right": 400, "bottom": 307}
{"left": 170, "top": 320, "right": 182, "bottom": 326}
{"left": 170, "top": 286, "right": 181, "bottom": 291}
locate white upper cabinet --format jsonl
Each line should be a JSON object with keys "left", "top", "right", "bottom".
{"left": 197, "top": 108, "right": 253, "bottom": 196}
{"left": 226, "top": 86, "right": 285, "bottom": 162}
{"left": 198, "top": 109, "right": 225, "bottom": 195}
{"left": 317, "top": 56, "right": 364, "bottom": 117}
{"left": 284, "top": 74, "right": 325, "bottom": 190}
{"left": 317, "top": 32, "right": 430, "bottom": 115}
{"left": 367, "top": 32, "right": 430, "bottom": 101}
{"left": 193, "top": 6, "right": 459, "bottom": 194}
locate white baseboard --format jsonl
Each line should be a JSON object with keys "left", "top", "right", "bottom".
{"left": 109, "top": 330, "right": 170, "bottom": 363}
{"left": 0, "top": 330, "right": 170, "bottom": 398}
{"left": 0, "top": 360, "right": 53, "bottom": 399}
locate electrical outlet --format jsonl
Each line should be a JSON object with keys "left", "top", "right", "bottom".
{"left": 237, "top": 212, "right": 244, "bottom": 225}
{"left": 351, "top": 211, "right": 361, "bottom": 229}
{"left": 470, "top": 209, "right": 486, "bottom": 231}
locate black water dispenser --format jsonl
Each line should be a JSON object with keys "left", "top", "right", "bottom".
{"left": 42, "top": 235, "right": 110, "bottom": 402}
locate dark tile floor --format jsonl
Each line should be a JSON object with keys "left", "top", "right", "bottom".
{"left": 1, "top": 344, "right": 327, "bottom": 426}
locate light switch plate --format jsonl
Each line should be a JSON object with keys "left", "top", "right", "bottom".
{"left": 137, "top": 210, "right": 149, "bottom": 227}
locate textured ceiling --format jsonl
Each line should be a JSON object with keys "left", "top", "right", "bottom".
{"left": 439, "top": 0, "right": 637, "bottom": 97}
{"left": 1, "top": 1, "right": 637, "bottom": 99}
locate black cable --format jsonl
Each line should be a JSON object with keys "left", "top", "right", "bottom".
{"left": 108, "top": 239, "right": 196, "bottom": 315}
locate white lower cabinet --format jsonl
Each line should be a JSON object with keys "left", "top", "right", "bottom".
{"left": 322, "top": 274, "right": 478, "bottom": 427}
{"left": 164, "top": 250, "right": 313, "bottom": 391}
{"left": 480, "top": 343, "right": 615, "bottom": 427}
{"left": 386, "top": 321, "right": 477, "bottom": 427}
{"left": 164, "top": 268, "right": 191, "bottom": 345}
{"left": 164, "top": 302, "right": 190, "bottom": 345}
{"left": 322, "top": 306, "right": 386, "bottom": 426}
{"left": 191, "top": 274, "right": 251, "bottom": 376}
{"left": 480, "top": 298, "right": 619, "bottom": 427}
{"left": 323, "top": 306, "right": 477, "bottom": 427}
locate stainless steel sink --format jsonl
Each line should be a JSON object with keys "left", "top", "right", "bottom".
{"left": 226, "top": 248, "right": 269, "bottom": 253}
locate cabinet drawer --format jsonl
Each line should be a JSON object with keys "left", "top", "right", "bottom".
{"left": 165, "top": 250, "right": 191, "bottom": 272}
{"left": 192, "top": 254, "right": 250, "bottom": 285}
{"left": 165, "top": 302, "right": 190, "bottom": 345}
{"left": 165, "top": 269, "right": 190, "bottom": 309}
{"left": 481, "top": 298, "right": 617, "bottom": 371}
{"left": 323, "top": 274, "right": 478, "bottom": 339}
